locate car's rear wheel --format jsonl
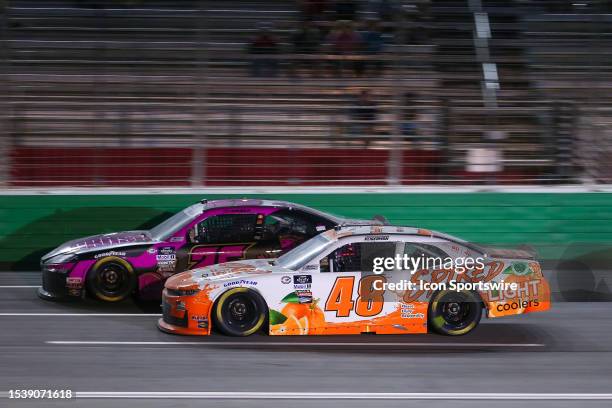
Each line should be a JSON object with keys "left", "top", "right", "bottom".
{"left": 428, "top": 290, "right": 482, "bottom": 336}
{"left": 87, "top": 257, "right": 135, "bottom": 302}
{"left": 213, "top": 288, "right": 267, "bottom": 336}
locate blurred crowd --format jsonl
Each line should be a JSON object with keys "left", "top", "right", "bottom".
{"left": 248, "top": 0, "right": 430, "bottom": 78}
{"left": 248, "top": 19, "right": 391, "bottom": 78}
{"left": 5, "top": 0, "right": 610, "bottom": 185}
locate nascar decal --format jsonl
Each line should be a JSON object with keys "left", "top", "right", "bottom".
{"left": 157, "top": 246, "right": 177, "bottom": 274}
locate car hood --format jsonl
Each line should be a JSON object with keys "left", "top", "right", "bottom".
{"left": 167, "top": 259, "right": 287, "bottom": 290}
{"left": 42, "top": 230, "right": 155, "bottom": 262}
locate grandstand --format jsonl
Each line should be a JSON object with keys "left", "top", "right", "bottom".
{"left": 1, "top": 0, "right": 611, "bottom": 186}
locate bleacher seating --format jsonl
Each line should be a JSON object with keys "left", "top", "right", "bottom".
{"left": 3, "top": 0, "right": 605, "bottom": 186}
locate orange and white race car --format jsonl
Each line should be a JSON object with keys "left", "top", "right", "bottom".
{"left": 158, "top": 225, "right": 550, "bottom": 337}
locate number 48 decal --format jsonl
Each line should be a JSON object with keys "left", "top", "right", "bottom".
{"left": 324, "top": 276, "right": 386, "bottom": 318}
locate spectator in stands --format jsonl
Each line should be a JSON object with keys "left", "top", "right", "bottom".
{"left": 291, "top": 20, "right": 322, "bottom": 76}
{"left": 248, "top": 23, "right": 280, "bottom": 77}
{"left": 325, "top": 21, "right": 362, "bottom": 76}
{"left": 359, "top": 19, "right": 387, "bottom": 75}
{"left": 349, "top": 90, "right": 378, "bottom": 145}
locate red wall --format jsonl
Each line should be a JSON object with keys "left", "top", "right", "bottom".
{"left": 10, "top": 146, "right": 522, "bottom": 186}
{"left": 11, "top": 147, "right": 193, "bottom": 187}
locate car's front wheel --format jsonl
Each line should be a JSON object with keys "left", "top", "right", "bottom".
{"left": 213, "top": 288, "right": 267, "bottom": 336}
{"left": 428, "top": 290, "right": 482, "bottom": 335}
{"left": 86, "top": 257, "right": 135, "bottom": 302}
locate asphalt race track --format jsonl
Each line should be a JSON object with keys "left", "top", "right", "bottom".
{"left": 1, "top": 272, "right": 611, "bottom": 408}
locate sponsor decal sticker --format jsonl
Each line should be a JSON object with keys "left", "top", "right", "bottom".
{"left": 296, "top": 290, "right": 313, "bottom": 304}
{"left": 157, "top": 246, "right": 177, "bottom": 273}
{"left": 94, "top": 251, "right": 126, "bottom": 259}
{"left": 400, "top": 303, "right": 424, "bottom": 319}
{"left": 66, "top": 277, "right": 83, "bottom": 289}
{"left": 496, "top": 299, "right": 540, "bottom": 312}
{"left": 223, "top": 279, "right": 258, "bottom": 288}
{"left": 489, "top": 279, "right": 540, "bottom": 301}
{"left": 281, "top": 276, "right": 291, "bottom": 284}
{"left": 503, "top": 262, "right": 533, "bottom": 276}
{"left": 365, "top": 235, "right": 389, "bottom": 241}
{"left": 293, "top": 275, "right": 312, "bottom": 290}
{"left": 293, "top": 275, "right": 312, "bottom": 285}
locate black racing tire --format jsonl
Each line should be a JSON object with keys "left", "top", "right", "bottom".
{"left": 86, "top": 256, "right": 136, "bottom": 302}
{"left": 213, "top": 288, "right": 267, "bottom": 337}
{"left": 428, "top": 290, "right": 482, "bottom": 336}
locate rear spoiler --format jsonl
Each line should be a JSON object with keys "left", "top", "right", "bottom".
{"left": 482, "top": 245, "right": 537, "bottom": 260}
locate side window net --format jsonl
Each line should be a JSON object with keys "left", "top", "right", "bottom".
{"left": 197, "top": 214, "right": 257, "bottom": 244}
{"left": 322, "top": 242, "right": 396, "bottom": 273}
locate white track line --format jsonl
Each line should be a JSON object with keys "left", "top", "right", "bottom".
{"left": 0, "top": 313, "right": 160, "bottom": 316}
{"left": 46, "top": 340, "right": 544, "bottom": 347}
{"left": 0, "top": 285, "right": 40, "bottom": 288}
{"left": 2, "top": 391, "right": 605, "bottom": 400}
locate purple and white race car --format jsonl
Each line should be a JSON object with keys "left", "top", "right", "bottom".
{"left": 39, "top": 199, "right": 380, "bottom": 302}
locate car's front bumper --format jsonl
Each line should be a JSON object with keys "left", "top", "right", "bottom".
{"left": 157, "top": 318, "right": 206, "bottom": 335}
{"left": 38, "top": 263, "right": 85, "bottom": 301}
{"left": 37, "top": 286, "right": 64, "bottom": 301}
{"left": 38, "top": 268, "right": 69, "bottom": 300}
{"left": 157, "top": 289, "right": 211, "bottom": 335}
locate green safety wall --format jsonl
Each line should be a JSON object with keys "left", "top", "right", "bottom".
{"left": 1, "top": 193, "right": 612, "bottom": 270}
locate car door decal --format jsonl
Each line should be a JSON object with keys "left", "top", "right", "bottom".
{"left": 188, "top": 243, "right": 256, "bottom": 269}
{"left": 324, "top": 276, "right": 355, "bottom": 317}
{"left": 324, "top": 275, "right": 387, "bottom": 318}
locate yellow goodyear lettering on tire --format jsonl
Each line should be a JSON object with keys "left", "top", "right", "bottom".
{"left": 429, "top": 296, "right": 446, "bottom": 329}
{"left": 91, "top": 256, "right": 135, "bottom": 302}
{"left": 215, "top": 287, "right": 266, "bottom": 336}
{"left": 430, "top": 291, "right": 479, "bottom": 336}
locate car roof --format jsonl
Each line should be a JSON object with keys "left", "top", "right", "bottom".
{"left": 199, "top": 198, "right": 346, "bottom": 223}
{"left": 202, "top": 198, "right": 317, "bottom": 210}
{"left": 326, "top": 224, "right": 486, "bottom": 253}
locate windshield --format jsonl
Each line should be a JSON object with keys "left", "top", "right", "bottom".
{"left": 149, "top": 204, "right": 201, "bottom": 241}
{"left": 276, "top": 234, "right": 335, "bottom": 270}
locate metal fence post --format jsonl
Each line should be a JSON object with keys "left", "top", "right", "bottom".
{"left": 191, "top": 0, "right": 209, "bottom": 187}
{"left": 0, "top": 0, "right": 9, "bottom": 187}
{"left": 386, "top": 10, "right": 405, "bottom": 186}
